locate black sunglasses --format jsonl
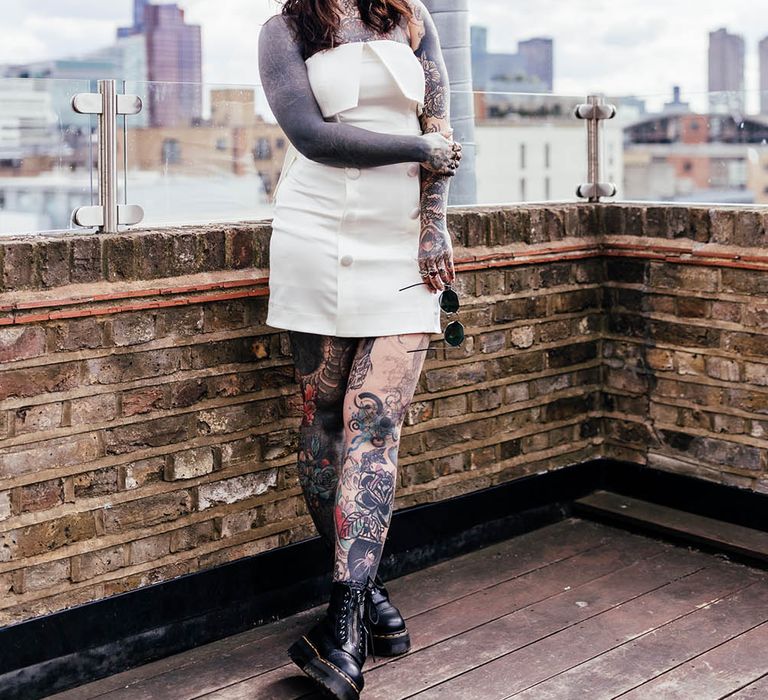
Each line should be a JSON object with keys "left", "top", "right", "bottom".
{"left": 398, "top": 281, "right": 465, "bottom": 352}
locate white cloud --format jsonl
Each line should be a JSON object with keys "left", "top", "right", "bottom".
{"left": 0, "top": 0, "right": 765, "bottom": 112}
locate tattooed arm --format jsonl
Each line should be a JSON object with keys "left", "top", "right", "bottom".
{"left": 258, "top": 15, "right": 456, "bottom": 171}
{"left": 408, "top": 0, "right": 460, "bottom": 292}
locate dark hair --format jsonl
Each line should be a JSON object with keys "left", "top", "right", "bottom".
{"left": 281, "top": 0, "right": 414, "bottom": 60}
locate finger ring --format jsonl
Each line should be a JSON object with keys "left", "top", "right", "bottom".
{"left": 428, "top": 270, "right": 438, "bottom": 276}
{"left": 419, "top": 269, "right": 429, "bottom": 277}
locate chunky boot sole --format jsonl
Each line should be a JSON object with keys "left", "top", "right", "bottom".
{"left": 371, "top": 628, "right": 411, "bottom": 657}
{"left": 288, "top": 636, "right": 362, "bottom": 700}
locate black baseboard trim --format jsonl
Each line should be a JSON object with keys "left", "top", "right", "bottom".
{"left": 3, "top": 457, "right": 768, "bottom": 699}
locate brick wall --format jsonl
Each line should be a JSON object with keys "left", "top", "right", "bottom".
{"left": 0, "top": 202, "right": 765, "bottom": 625}
{"left": 599, "top": 205, "right": 768, "bottom": 487}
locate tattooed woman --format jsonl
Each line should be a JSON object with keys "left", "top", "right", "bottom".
{"left": 258, "top": 1, "right": 461, "bottom": 697}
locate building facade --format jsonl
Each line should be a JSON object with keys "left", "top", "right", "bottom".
{"left": 708, "top": 28, "right": 745, "bottom": 114}
{"left": 119, "top": 0, "right": 203, "bottom": 128}
{"left": 474, "top": 112, "right": 623, "bottom": 204}
{"left": 470, "top": 25, "right": 554, "bottom": 95}
{"left": 623, "top": 112, "right": 768, "bottom": 203}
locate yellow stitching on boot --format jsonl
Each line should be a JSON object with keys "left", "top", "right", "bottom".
{"left": 373, "top": 630, "right": 410, "bottom": 639}
{"left": 302, "top": 636, "right": 320, "bottom": 657}
{"left": 303, "top": 636, "right": 362, "bottom": 693}
{"left": 316, "top": 657, "right": 362, "bottom": 693}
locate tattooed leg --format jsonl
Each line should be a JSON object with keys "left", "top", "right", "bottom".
{"left": 333, "top": 333, "right": 430, "bottom": 583}
{"left": 289, "top": 331, "right": 357, "bottom": 546}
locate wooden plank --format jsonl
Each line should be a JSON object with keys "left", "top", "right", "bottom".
{"left": 358, "top": 546, "right": 716, "bottom": 698}
{"left": 576, "top": 490, "right": 768, "bottom": 561}
{"left": 412, "top": 561, "right": 765, "bottom": 699}
{"left": 45, "top": 518, "right": 612, "bottom": 700}
{"left": 202, "top": 527, "right": 670, "bottom": 698}
{"left": 727, "top": 672, "right": 768, "bottom": 698}
{"left": 619, "top": 620, "right": 768, "bottom": 699}
{"left": 508, "top": 579, "right": 768, "bottom": 700}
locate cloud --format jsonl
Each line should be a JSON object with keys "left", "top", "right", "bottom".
{"left": 0, "top": 0, "right": 765, "bottom": 113}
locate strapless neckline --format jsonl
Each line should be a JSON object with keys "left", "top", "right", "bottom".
{"left": 305, "top": 38, "right": 412, "bottom": 64}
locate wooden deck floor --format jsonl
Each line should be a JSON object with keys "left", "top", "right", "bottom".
{"left": 46, "top": 517, "right": 768, "bottom": 700}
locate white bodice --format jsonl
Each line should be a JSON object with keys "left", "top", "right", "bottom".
{"left": 272, "top": 39, "right": 425, "bottom": 201}
{"left": 305, "top": 39, "right": 425, "bottom": 120}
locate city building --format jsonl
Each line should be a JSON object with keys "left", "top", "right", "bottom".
{"left": 663, "top": 86, "right": 691, "bottom": 115}
{"left": 473, "top": 101, "right": 623, "bottom": 204}
{"left": 760, "top": 35, "right": 768, "bottom": 115}
{"left": 470, "top": 26, "right": 554, "bottom": 116}
{"left": 0, "top": 81, "right": 59, "bottom": 176}
{"left": 623, "top": 107, "right": 768, "bottom": 203}
{"left": 118, "top": 0, "right": 203, "bottom": 128}
{"left": 708, "top": 27, "right": 745, "bottom": 114}
{"left": 518, "top": 38, "right": 554, "bottom": 92}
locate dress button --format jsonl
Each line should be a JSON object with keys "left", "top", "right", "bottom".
{"left": 340, "top": 254, "right": 354, "bottom": 266}
{"left": 407, "top": 163, "right": 420, "bottom": 177}
{"left": 345, "top": 167, "right": 361, "bottom": 179}
{"left": 409, "top": 207, "right": 421, "bottom": 220}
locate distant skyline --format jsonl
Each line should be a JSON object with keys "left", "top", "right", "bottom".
{"left": 0, "top": 0, "right": 765, "bottom": 112}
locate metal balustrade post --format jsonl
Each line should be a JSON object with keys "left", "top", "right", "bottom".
{"left": 71, "top": 79, "right": 144, "bottom": 232}
{"left": 575, "top": 94, "right": 617, "bottom": 203}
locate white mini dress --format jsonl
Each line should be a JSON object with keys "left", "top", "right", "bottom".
{"left": 267, "top": 39, "right": 441, "bottom": 338}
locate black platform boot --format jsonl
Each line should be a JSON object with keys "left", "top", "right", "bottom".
{"left": 368, "top": 575, "right": 411, "bottom": 657}
{"left": 288, "top": 580, "right": 370, "bottom": 700}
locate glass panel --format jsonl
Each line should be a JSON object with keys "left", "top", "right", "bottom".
{"left": 121, "top": 80, "right": 280, "bottom": 226}
{"left": 608, "top": 89, "right": 768, "bottom": 207}
{"left": 455, "top": 90, "right": 590, "bottom": 206}
{"left": 0, "top": 77, "right": 95, "bottom": 236}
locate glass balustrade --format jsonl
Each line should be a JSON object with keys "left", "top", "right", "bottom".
{"left": 2, "top": 77, "right": 767, "bottom": 237}
{"left": 0, "top": 77, "right": 96, "bottom": 236}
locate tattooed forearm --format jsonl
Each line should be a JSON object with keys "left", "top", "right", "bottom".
{"left": 408, "top": 0, "right": 456, "bottom": 288}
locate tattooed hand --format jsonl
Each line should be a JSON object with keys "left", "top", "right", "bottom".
{"left": 418, "top": 208, "right": 455, "bottom": 293}
{"left": 419, "top": 131, "right": 461, "bottom": 176}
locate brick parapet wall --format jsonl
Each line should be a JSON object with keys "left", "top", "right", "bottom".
{"left": 0, "top": 202, "right": 766, "bottom": 625}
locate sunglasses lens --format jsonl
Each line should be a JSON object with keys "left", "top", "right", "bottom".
{"left": 439, "top": 288, "right": 460, "bottom": 314}
{"left": 444, "top": 320, "right": 465, "bottom": 347}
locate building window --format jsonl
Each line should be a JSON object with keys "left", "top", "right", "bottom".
{"left": 544, "top": 143, "right": 550, "bottom": 169}
{"left": 216, "top": 137, "right": 228, "bottom": 151}
{"left": 544, "top": 176, "right": 550, "bottom": 199}
{"left": 254, "top": 137, "right": 272, "bottom": 160}
{"left": 520, "top": 177, "right": 526, "bottom": 201}
{"left": 683, "top": 160, "right": 693, "bottom": 173}
{"left": 161, "top": 139, "right": 182, "bottom": 165}
{"left": 520, "top": 143, "right": 526, "bottom": 169}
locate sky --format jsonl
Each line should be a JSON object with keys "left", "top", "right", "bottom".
{"left": 0, "top": 0, "right": 765, "bottom": 112}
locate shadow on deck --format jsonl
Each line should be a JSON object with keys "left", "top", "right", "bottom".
{"left": 45, "top": 517, "right": 768, "bottom": 699}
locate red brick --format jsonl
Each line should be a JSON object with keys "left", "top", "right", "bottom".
{"left": 0, "top": 327, "right": 46, "bottom": 363}
{"left": 51, "top": 318, "right": 105, "bottom": 351}
{"left": 121, "top": 386, "right": 166, "bottom": 416}
{"left": 20, "top": 479, "right": 65, "bottom": 513}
